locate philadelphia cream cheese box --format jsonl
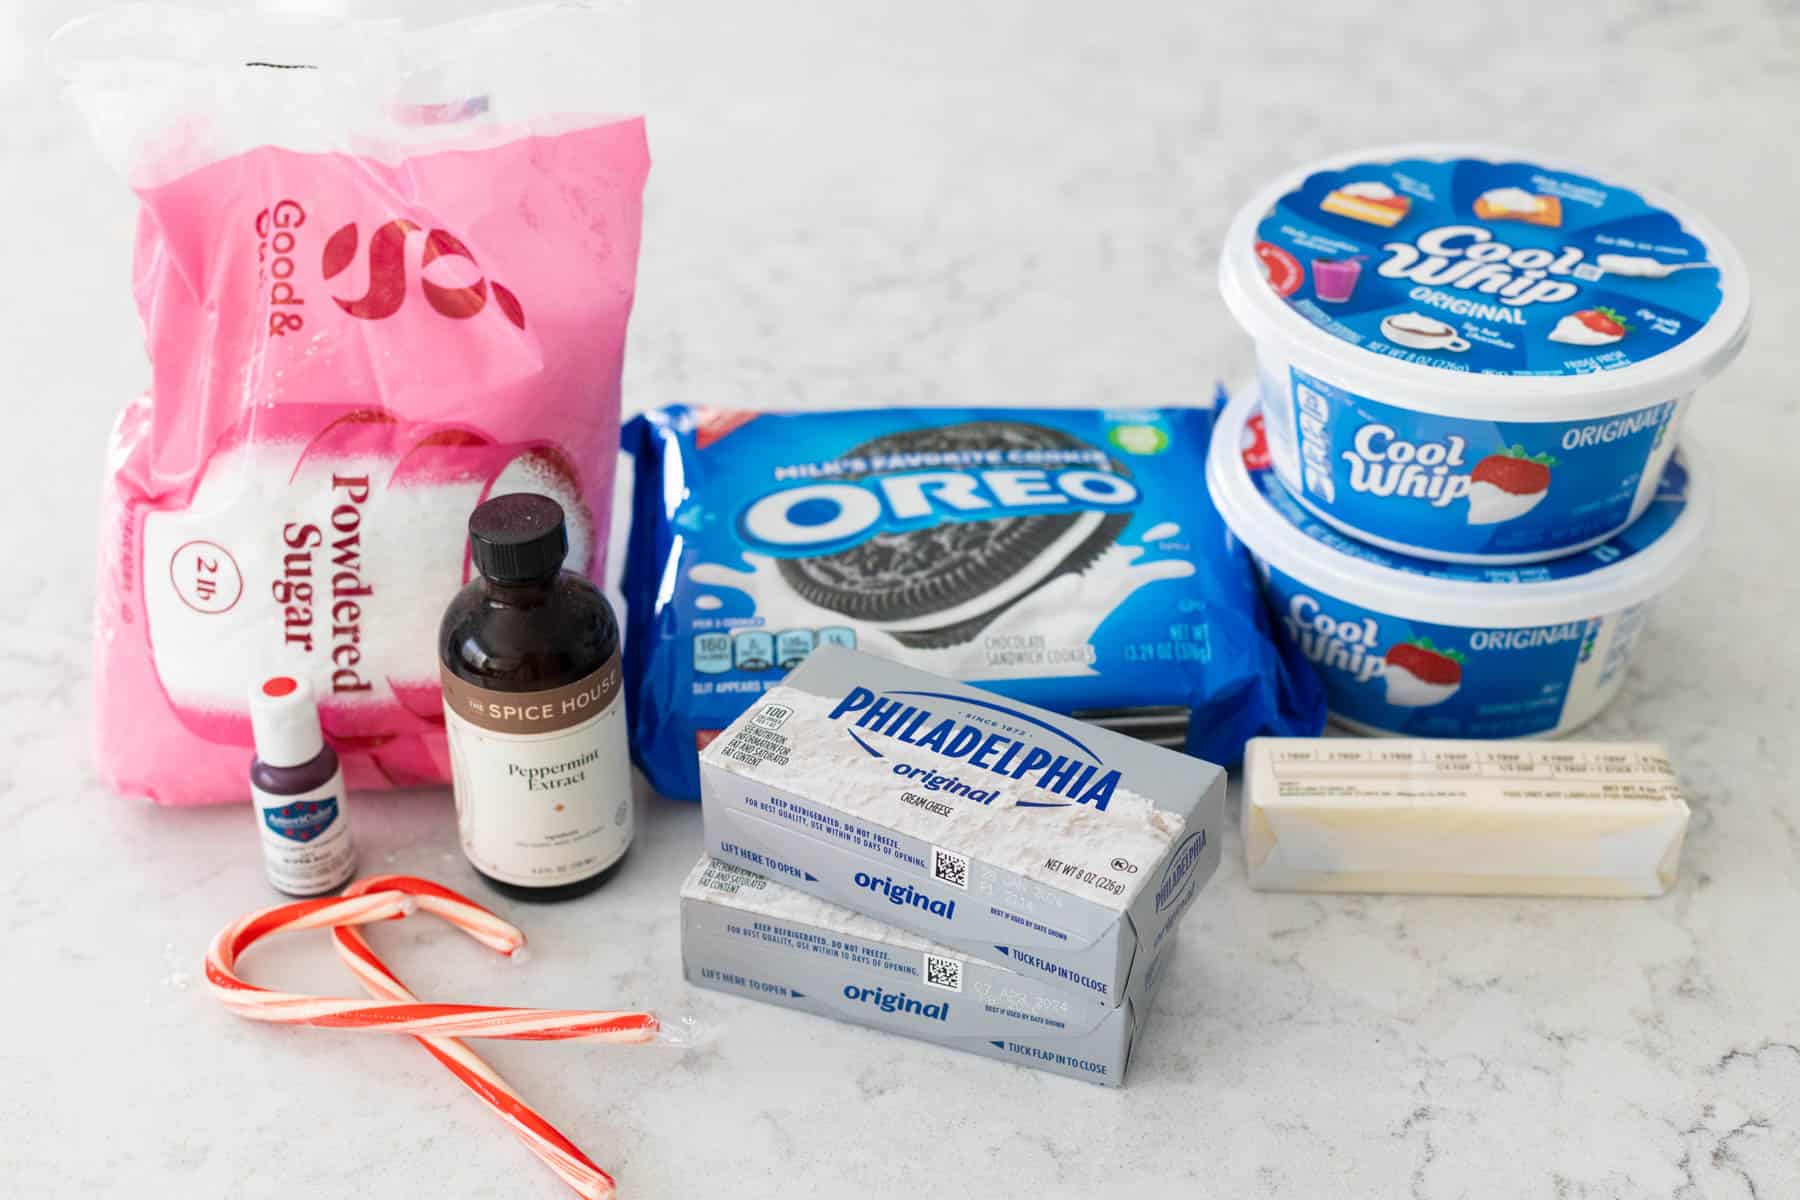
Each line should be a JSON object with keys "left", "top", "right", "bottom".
{"left": 681, "top": 857, "right": 1172, "bottom": 1086}
{"left": 698, "top": 644, "right": 1224, "bottom": 1007}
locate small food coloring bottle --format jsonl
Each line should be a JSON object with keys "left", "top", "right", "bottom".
{"left": 248, "top": 675, "right": 356, "bottom": 897}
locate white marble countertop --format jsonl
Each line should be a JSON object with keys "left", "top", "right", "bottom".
{"left": 5, "top": 0, "right": 1799, "bottom": 1196}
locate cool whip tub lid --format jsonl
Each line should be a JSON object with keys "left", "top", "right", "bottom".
{"left": 1206, "top": 389, "right": 1709, "bottom": 630}
{"left": 1221, "top": 144, "right": 1751, "bottom": 418}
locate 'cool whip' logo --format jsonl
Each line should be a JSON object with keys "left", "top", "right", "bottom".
{"left": 739, "top": 467, "right": 1138, "bottom": 556}
{"left": 1283, "top": 591, "right": 1585, "bottom": 710}
{"left": 1283, "top": 594, "right": 1387, "bottom": 684}
{"left": 1343, "top": 424, "right": 1471, "bottom": 508}
{"left": 1378, "top": 225, "right": 1584, "bottom": 309}
{"left": 828, "top": 685, "right": 1122, "bottom": 811}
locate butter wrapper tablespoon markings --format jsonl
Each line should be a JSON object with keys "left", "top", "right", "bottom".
{"left": 1242, "top": 737, "right": 1690, "bottom": 897}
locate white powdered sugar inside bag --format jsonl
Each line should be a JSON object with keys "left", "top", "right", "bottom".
{"left": 141, "top": 436, "right": 593, "bottom": 717}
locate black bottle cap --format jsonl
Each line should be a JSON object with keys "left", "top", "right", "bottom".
{"left": 468, "top": 493, "right": 569, "bottom": 583}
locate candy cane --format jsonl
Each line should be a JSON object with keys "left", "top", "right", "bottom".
{"left": 206, "top": 876, "right": 660, "bottom": 1199}
{"left": 332, "top": 875, "right": 620, "bottom": 1199}
{"left": 205, "top": 882, "right": 660, "bottom": 1042}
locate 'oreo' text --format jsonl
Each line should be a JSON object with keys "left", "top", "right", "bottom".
{"left": 739, "top": 468, "right": 1140, "bottom": 555}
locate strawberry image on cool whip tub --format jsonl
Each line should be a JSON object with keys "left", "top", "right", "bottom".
{"left": 1466, "top": 446, "right": 1557, "bottom": 525}
{"left": 1549, "top": 306, "right": 1630, "bottom": 347}
{"left": 1382, "top": 638, "right": 1464, "bottom": 708}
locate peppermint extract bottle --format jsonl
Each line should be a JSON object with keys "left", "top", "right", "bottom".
{"left": 439, "top": 493, "right": 635, "bottom": 901}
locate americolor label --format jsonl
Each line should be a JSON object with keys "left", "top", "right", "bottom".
{"left": 1254, "top": 155, "right": 1725, "bottom": 376}
{"left": 1273, "top": 365, "right": 1680, "bottom": 557}
{"left": 252, "top": 772, "right": 354, "bottom": 895}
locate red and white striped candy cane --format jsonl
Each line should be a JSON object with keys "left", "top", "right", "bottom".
{"left": 205, "top": 880, "right": 659, "bottom": 1043}
{"left": 206, "top": 876, "right": 664, "bottom": 1197}
{"left": 332, "top": 875, "right": 623, "bottom": 1200}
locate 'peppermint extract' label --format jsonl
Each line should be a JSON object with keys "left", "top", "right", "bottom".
{"left": 1254, "top": 154, "right": 1724, "bottom": 376}
{"left": 441, "top": 658, "right": 633, "bottom": 888}
{"left": 252, "top": 772, "right": 355, "bottom": 895}
{"left": 1274, "top": 366, "right": 1679, "bottom": 556}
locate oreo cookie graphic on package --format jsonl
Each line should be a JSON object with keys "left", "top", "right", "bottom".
{"left": 622, "top": 403, "right": 1326, "bottom": 801}
{"left": 776, "top": 422, "right": 1132, "bottom": 649}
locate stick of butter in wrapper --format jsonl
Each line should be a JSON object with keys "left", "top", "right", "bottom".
{"left": 1243, "top": 738, "right": 1689, "bottom": 897}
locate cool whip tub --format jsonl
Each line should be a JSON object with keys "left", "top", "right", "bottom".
{"left": 1219, "top": 144, "right": 1748, "bottom": 564}
{"left": 1206, "top": 392, "right": 1707, "bottom": 739}
{"left": 681, "top": 858, "right": 1170, "bottom": 1086}
{"left": 700, "top": 644, "right": 1223, "bottom": 1007}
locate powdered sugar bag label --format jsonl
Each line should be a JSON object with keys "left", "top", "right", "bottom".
{"left": 143, "top": 407, "right": 593, "bottom": 741}
{"left": 699, "top": 644, "right": 1223, "bottom": 1006}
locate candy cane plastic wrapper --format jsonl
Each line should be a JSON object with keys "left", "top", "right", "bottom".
{"left": 54, "top": 3, "right": 650, "bottom": 804}
{"left": 206, "top": 876, "right": 709, "bottom": 1198}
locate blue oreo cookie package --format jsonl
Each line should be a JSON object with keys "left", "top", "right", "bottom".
{"left": 622, "top": 403, "right": 1324, "bottom": 800}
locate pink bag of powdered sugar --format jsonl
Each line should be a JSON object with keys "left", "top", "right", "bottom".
{"left": 56, "top": 3, "right": 649, "bottom": 804}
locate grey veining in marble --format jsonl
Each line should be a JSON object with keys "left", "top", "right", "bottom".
{"left": 2, "top": 0, "right": 1798, "bottom": 1196}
